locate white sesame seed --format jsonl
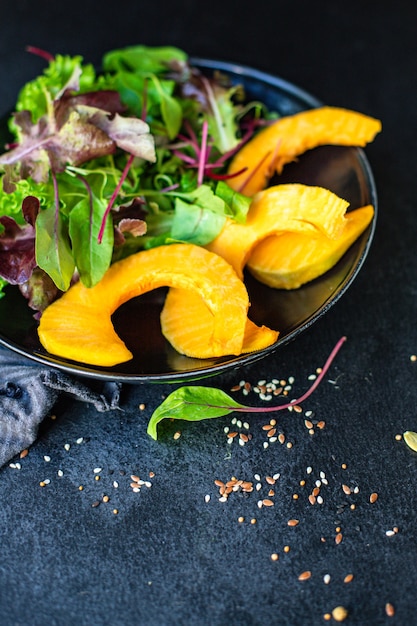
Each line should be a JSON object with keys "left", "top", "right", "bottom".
{"left": 258, "top": 379, "right": 266, "bottom": 386}
{"left": 236, "top": 420, "right": 242, "bottom": 428}
{"left": 315, "top": 480, "right": 322, "bottom": 487}
{"left": 263, "top": 442, "right": 269, "bottom": 449}
{"left": 219, "top": 496, "right": 227, "bottom": 503}
{"left": 242, "top": 389, "right": 249, "bottom": 396}
{"left": 144, "top": 481, "right": 152, "bottom": 488}
{"left": 132, "top": 487, "right": 140, "bottom": 493}
{"left": 320, "top": 471, "right": 326, "bottom": 479}
{"left": 227, "top": 437, "right": 234, "bottom": 445}
{"left": 64, "top": 444, "right": 70, "bottom": 451}
{"left": 254, "top": 473, "right": 261, "bottom": 480}
{"left": 93, "top": 467, "right": 102, "bottom": 474}
{"left": 273, "top": 473, "right": 280, "bottom": 480}
{"left": 305, "top": 410, "right": 313, "bottom": 417}
{"left": 238, "top": 439, "right": 245, "bottom": 447}
{"left": 243, "top": 422, "right": 250, "bottom": 430}
{"left": 354, "top": 486, "right": 359, "bottom": 494}
{"left": 44, "top": 455, "right": 51, "bottom": 462}
{"left": 271, "top": 379, "right": 279, "bottom": 384}
{"left": 205, "top": 494, "right": 210, "bottom": 503}
{"left": 307, "top": 466, "right": 313, "bottom": 474}
{"left": 57, "top": 470, "right": 63, "bottom": 477}
{"left": 43, "top": 479, "right": 51, "bottom": 485}
{"left": 386, "top": 530, "right": 395, "bottom": 537}
{"left": 76, "top": 437, "right": 84, "bottom": 444}
{"left": 224, "top": 426, "right": 230, "bottom": 434}
{"left": 231, "top": 417, "right": 237, "bottom": 425}
{"left": 257, "top": 500, "right": 263, "bottom": 508}
{"left": 113, "top": 481, "right": 119, "bottom": 488}
{"left": 256, "top": 483, "right": 262, "bottom": 491}
{"left": 323, "top": 574, "right": 331, "bottom": 584}
{"left": 317, "top": 496, "right": 323, "bottom": 504}
{"left": 308, "top": 374, "right": 317, "bottom": 381}
{"left": 322, "top": 478, "right": 328, "bottom": 485}
{"left": 9, "top": 463, "right": 16, "bottom": 469}
{"left": 288, "top": 376, "right": 295, "bottom": 384}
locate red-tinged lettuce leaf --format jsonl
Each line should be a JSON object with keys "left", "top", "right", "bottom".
{"left": 0, "top": 88, "right": 155, "bottom": 185}
{"left": 118, "top": 218, "right": 147, "bottom": 237}
{"left": 80, "top": 107, "right": 156, "bottom": 161}
{"left": 19, "top": 267, "right": 60, "bottom": 313}
{"left": 0, "top": 215, "right": 37, "bottom": 284}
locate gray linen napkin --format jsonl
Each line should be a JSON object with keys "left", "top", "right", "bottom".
{"left": 0, "top": 345, "right": 121, "bottom": 467}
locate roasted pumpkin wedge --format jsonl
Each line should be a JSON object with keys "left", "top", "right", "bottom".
{"left": 205, "top": 183, "right": 349, "bottom": 279}
{"left": 247, "top": 204, "right": 374, "bottom": 289}
{"left": 227, "top": 106, "right": 382, "bottom": 196}
{"left": 38, "top": 244, "right": 250, "bottom": 366}
{"left": 161, "top": 287, "right": 279, "bottom": 358}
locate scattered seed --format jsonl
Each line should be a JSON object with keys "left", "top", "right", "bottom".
{"left": 370, "top": 492, "right": 378, "bottom": 503}
{"left": 204, "top": 494, "right": 210, "bottom": 503}
{"left": 64, "top": 443, "right": 71, "bottom": 451}
{"left": 262, "top": 499, "right": 274, "bottom": 507}
{"left": 57, "top": 470, "right": 64, "bottom": 477}
{"left": 173, "top": 431, "right": 181, "bottom": 440}
{"left": 250, "top": 518, "right": 257, "bottom": 525}
{"left": 139, "top": 403, "right": 146, "bottom": 410}
{"left": 323, "top": 574, "right": 331, "bottom": 584}
{"left": 93, "top": 467, "right": 102, "bottom": 474}
{"left": 19, "top": 449, "right": 28, "bottom": 459}
{"left": 342, "top": 484, "right": 351, "bottom": 495}
{"left": 112, "top": 509, "right": 118, "bottom": 515}
{"left": 332, "top": 606, "right": 348, "bottom": 622}
{"left": 238, "top": 516, "right": 244, "bottom": 523}
{"left": 76, "top": 437, "right": 84, "bottom": 444}
{"left": 270, "top": 553, "right": 279, "bottom": 561}
{"left": 323, "top": 614, "right": 332, "bottom": 621}
{"left": 395, "top": 434, "right": 402, "bottom": 441}
{"left": 386, "top": 530, "right": 395, "bottom": 537}
{"left": 103, "top": 495, "right": 110, "bottom": 503}
{"left": 298, "top": 571, "right": 311, "bottom": 581}
{"left": 344, "top": 574, "right": 354, "bottom": 583}
{"left": 284, "top": 546, "right": 290, "bottom": 553}
{"left": 91, "top": 501, "right": 100, "bottom": 508}
{"left": 385, "top": 603, "right": 395, "bottom": 617}
{"left": 335, "top": 533, "right": 343, "bottom": 544}
{"left": 288, "top": 519, "right": 299, "bottom": 527}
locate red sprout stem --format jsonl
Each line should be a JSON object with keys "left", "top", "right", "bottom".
{"left": 185, "top": 336, "right": 347, "bottom": 414}
{"left": 25, "top": 46, "right": 55, "bottom": 62}
{"left": 197, "top": 120, "right": 208, "bottom": 186}
{"left": 236, "top": 336, "right": 346, "bottom": 413}
{"left": 98, "top": 153, "right": 135, "bottom": 243}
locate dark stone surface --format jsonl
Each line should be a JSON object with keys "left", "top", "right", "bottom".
{"left": 0, "top": 2, "right": 415, "bottom": 624}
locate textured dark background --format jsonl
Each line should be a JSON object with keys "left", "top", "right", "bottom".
{"left": 0, "top": 2, "right": 416, "bottom": 625}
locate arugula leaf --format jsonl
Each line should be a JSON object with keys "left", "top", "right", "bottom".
{"left": 147, "top": 386, "right": 245, "bottom": 440}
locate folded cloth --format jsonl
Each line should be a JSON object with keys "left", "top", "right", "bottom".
{"left": 0, "top": 345, "right": 121, "bottom": 467}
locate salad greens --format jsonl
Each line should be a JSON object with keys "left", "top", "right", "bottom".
{"left": 0, "top": 44, "right": 275, "bottom": 310}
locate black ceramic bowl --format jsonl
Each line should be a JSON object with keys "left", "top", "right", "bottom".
{"left": 0, "top": 59, "right": 377, "bottom": 382}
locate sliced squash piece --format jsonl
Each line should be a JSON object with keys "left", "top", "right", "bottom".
{"left": 227, "top": 106, "right": 382, "bottom": 196}
{"left": 205, "top": 183, "right": 349, "bottom": 279}
{"left": 161, "top": 287, "right": 279, "bottom": 358}
{"left": 247, "top": 205, "right": 374, "bottom": 289}
{"left": 38, "top": 243, "right": 249, "bottom": 366}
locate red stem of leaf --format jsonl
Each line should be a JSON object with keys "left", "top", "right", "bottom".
{"left": 98, "top": 153, "right": 135, "bottom": 243}
{"left": 197, "top": 120, "right": 208, "bottom": 186}
{"left": 186, "top": 336, "right": 347, "bottom": 414}
{"left": 25, "top": 46, "right": 55, "bottom": 62}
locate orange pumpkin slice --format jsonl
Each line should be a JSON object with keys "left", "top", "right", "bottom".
{"left": 247, "top": 204, "right": 374, "bottom": 289}
{"left": 227, "top": 106, "right": 382, "bottom": 196}
{"left": 161, "top": 287, "right": 279, "bottom": 358}
{"left": 205, "top": 183, "right": 349, "bottom": 279}
{"left": 38, "top": 243, "right": 249, "bottom": 366}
